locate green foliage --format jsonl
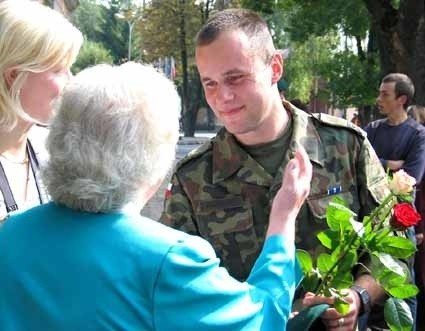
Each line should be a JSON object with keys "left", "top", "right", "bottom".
{"left": 71, "top": 0, "right": 127, "bottom": 63}
{"left": 72, "top": 40, "right": 114, "bottom": 74}
{"left": 240, "top": 0, "right": 276, "bottom": 15}
{"left": 138, "top": 0, "right": 201, "bottom": 63}
{"left": 284, "top": 35, "right": 337, "bottom": 103}
{"left": 384, "top": 298, "right": 414, "bottom": 331}
{"left": 321, "top": 51, "right": 380, "bottom": 108}
{"left": 296, "top": 172, "right": 418, "bottom": 329}
{"left": 70, "top": 0, "right": 104, "bottom": 41}
{"left": 278, "top": 0, "right": 369, "bottom": 41}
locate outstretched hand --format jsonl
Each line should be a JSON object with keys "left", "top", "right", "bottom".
{"left": 267, "top": 147, "right": 312, "bottom": 239}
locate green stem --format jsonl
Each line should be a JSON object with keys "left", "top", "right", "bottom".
{"left": 362, "top": 193, "right": 395, "bottom": 230}
{"left": 314, "top": 193, "right": 395, "bottom": 294}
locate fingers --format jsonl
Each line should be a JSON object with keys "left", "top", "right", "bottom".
{"left": 303, "top": 291, "right": 359, "bottom": 331}
{"left": 303, "top": 293, "right": 335, "bottom": 307}
{"left": 266, "top": 146, "right": 312, "bottom": 237}
{"left": 281, "top": 146, "right": 312, "bottom": 200}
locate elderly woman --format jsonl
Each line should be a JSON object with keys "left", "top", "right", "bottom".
{"left": 0, "top": 0, "right": 83, "bottom": 218}
{"left": 0, "top": 62, "right": 312, "bottom": 331}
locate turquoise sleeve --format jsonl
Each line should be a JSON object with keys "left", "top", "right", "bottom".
{"left": 152, "top": 234, "right": 301, "bottom": 331}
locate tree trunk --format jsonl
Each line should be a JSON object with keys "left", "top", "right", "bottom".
{"left": 178, "top": 0, "right": 192, "bottom": 136}
{"left": 363, "top": 0, "right": 425, "bottom": 105}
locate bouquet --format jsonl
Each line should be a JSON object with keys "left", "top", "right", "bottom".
{"left": 296, "top": 170, "right": 421, "bottom": 331}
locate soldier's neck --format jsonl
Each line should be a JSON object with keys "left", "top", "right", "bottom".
{"left": 235, "top": 104, "right": 289, "bottom": 146}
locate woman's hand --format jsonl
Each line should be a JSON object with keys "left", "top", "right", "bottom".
{"left": 267, "top": 147, "right": 312, "bottom": 239}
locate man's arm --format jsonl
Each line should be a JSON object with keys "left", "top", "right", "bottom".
{"left": 401, "top": 128, "right": 425, "bottom": 182}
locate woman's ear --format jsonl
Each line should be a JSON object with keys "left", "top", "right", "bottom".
{"left": 4, "top": 68, "right": 18, "bottom": 89}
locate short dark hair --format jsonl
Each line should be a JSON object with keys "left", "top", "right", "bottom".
{"left": 196, "top": 9, "right": 275, "bottom": 63}
{"left": 382, "top": 73, "right": 415, "bottom": 109}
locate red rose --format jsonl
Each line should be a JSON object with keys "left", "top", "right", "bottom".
{"left": 390, "top": 203, "right": 422, "bottom": 230}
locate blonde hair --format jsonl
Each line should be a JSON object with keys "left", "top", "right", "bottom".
{"left": 0, "top": 0, "right": 83, "bottom": 129}
{"left": 408, "top": 105, "right": 425, "bottom": 124}
{"left": 43, "top": 63, "right": 181, "bottom": 213}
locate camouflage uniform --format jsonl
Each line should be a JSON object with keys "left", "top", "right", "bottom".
{"left": 161, "top": 103, "right": 390, "bottom": 281}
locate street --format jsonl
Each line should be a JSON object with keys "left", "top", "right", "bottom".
{"left": 140, "top": 133, "right": 213, "bottom": 220}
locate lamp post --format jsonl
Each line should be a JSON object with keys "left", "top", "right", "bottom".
{"left": 115, "top": 9, "right": 141, "bottom": 61}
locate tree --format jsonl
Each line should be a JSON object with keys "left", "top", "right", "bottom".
{"left": 139, "top": 0, "right": 242, "bottom": 136}
{"left": 275, "top": 0, "right": 425, "bottom": 120}
{"left": 72, "top": 40, "right": 114, "bottom": 74}
{"left": 71, "top": 0, "right": 128, "bottom": 64}
{"left": 363, "top": 1, "right": 425, "bottom": 105}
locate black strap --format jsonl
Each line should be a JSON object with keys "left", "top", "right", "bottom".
{"left": 0, "top": 161, "right": 18, "bottom": 213}
{"left": 0, "top": 140, "right": 43, "bottom": 212}
{"left": 27, "top": 140, "right": 43, "bottom": 205}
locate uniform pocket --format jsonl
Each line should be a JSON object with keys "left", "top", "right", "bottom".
{"left": 195, "top": 196, "right": 258, "bottom": 280}
{"left": 306, "top": 190, "right": 359, "bottom": 220}
{"left": 197, "top": 196, "right": 253, "bottom": 236}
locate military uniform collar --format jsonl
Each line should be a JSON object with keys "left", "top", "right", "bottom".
{"left": 211, "top": 103, "right": 326, "bottom": 184}
{"left": 211, "top": 128, "right": 273, "bottom": 185}
{"left": 285, "top": 101, "right": 326, "bottom": 167}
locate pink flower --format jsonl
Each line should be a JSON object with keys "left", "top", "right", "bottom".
{"left": 388, "top": 170, "right": 416, "bottom": 195}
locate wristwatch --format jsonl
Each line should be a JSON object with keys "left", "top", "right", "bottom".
{"left": 350, "top": 285, "right": 371, "bottom": 315}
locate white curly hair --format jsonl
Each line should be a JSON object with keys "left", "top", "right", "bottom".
{"left": 42, "top": 62, "right": 181, "bottom": 213}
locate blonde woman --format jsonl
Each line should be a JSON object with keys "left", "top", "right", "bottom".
{"left": 0, "top": 0, "right": 82, "bottom": 218}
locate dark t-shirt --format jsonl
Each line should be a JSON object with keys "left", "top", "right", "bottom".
{"left": 364, "top": 118, "right": 425, "bottom": 182}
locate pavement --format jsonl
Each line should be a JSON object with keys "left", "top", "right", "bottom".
{"left": 140, "top": 131, "right": 216, "bottom": 221}
{"left": 177, "top": 132, "right": 215, "bottom": 145}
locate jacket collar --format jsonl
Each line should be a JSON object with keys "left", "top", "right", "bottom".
{"left": 211, "top": 103, "right": 326, "bottom": 184}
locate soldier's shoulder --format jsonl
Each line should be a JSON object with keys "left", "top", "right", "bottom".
{"left": 311, "top": 112, "right": 367, "bottom": 138}
{"left": 175, "top": 139, "right": 213, "bottom": 172}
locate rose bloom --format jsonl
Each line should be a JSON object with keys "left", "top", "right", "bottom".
{"left": 390, "top": 203, "right": 422, "bottom": 230}
{"left": 388, "top": 170, "right": 416, "bottom": 195}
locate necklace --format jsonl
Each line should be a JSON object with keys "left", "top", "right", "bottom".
{"left": 0, "top": 153, "right": 29, "bottom": 165}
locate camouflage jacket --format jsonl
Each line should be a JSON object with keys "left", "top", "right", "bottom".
{"left": 161, "top": 105, "right": 389, "bottom": 281}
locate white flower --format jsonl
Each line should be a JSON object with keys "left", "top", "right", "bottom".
{"left": 388, "top": 170, "right": 416, "bottom": 195}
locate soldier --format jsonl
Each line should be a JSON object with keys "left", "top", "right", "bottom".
{"left": 160, "top": 8, "right": 401, "bottom": 331}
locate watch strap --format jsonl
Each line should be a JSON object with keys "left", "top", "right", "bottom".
{"left": 350, "top": 284, "right": 371, "bottom": 315}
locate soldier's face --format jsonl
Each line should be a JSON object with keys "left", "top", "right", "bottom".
{"left": 196, "top": 30, "right": 281, "bottom": 142}
{"left": 377, "top": 82, "right": 405, "bottom": 115}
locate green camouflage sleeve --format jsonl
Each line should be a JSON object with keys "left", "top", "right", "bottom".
{"left": 355, "top": 136, "right": 414, "bottom": 277}
{"left": 160, "top": 172, "right": 200, "bottom": 236}
{"left": 356, "top": 135, "right": 390, "bottom": 220}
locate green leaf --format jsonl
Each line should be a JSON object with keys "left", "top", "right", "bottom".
{"left": 301, "top": 271, "right": 321, "bottom": 293}
{"left": 375, "top": 236, "right": 416, "bottom": 259}
{"left": 350, "top": 219, "right": 365, "bottom": 237}
{"left": 362, "top": 216, "right": 373, "bottom": 239}
{"left": 334, "top": 296, "right": 350, "bottom": 315}
{"left": 317, "top": 253, "right": 334, "bottom": 275}
{"left": 387, "top": 284, "right": 419, "bottom": 299}
{"left": 326, "top": 197, "right": 354, "bottom": 231}
{"left": 371, "top": 253, "right": 405, "bottom": 277}
{"left": 296, "top": 249, "right": 313, "bottom": 273}
{"left": 337, "top": 250, "right": 357, "bottom": 273}
{"left": 384, "top": 298, "right": 414, "bottom": 331}
{"left": 330, "top": 272, "right": 353, "bottom": 290}
{"left": 379, "top": 273, "right": 407, "bottom": 288}
{"left": 397, "top": 194, "right": 413, "bottom": 203}
{"left": 317, "top": 230, "right": 339, "bottom": 249}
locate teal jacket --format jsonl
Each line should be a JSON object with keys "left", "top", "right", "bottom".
{"left": 0, "top": 202, "right": 301, "bottom": 331}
